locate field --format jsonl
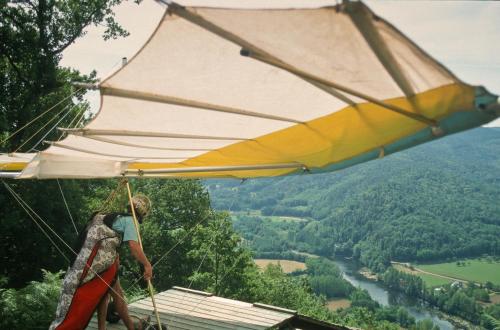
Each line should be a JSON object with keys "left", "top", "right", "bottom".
{"left": 233, "top": 211, "right": 307, "bottom": 223}
{"left": 393, "top": 264, "right": 451, "bottom": 288}
{"left": 327, "top": 299, "right": 351, "bottom": 311}
{"left": 417, "top": 273, "right": 453, "bottom": 288}
{"left": 254, "top": 259, "right": 307, "bottom": 273}
{"left": 417, "top": 258, "right": 500, "bottom": 285}
{"left": 491, "top": 294, "right": 500, "bottom": 304}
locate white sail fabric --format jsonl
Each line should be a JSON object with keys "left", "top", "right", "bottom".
{"left": 4, "top": 0, "right": 496, "bottom": 179}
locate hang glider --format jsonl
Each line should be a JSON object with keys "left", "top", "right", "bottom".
{"left": 1, "top": 0, "right": 499, "bottom": 179}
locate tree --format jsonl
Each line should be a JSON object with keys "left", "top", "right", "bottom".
{"left": 187, "top": 212, "right": 255, "bottom": 299}
{"left": 1, "top": 0, "right": 133, "bottom": 149}
{"left": 0, "top": 269, "right": 62, "bottom": 329}
{"left": 0, "top": 0, "right": 138, "bottom": 287}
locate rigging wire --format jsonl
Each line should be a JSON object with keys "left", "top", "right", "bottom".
{"left": 99, "top": 178, "right": 128, "bottom": 213}
{"left": 28, "top": 103, "right": 77, "bottom": 152}
{"left": 33, "top": 104, "right": 86, "bottom": 237}
{"left": 3, "top": 181, "right": 77, "bottom": 253}
{"left": 2, "top": 181, "right": 127, "bottom": 304}
{"left": 72, "top": 108, "right": 88, "bottom": 129}
{"left": 28, "top": 104, "right": 87, "bottom": 235}
{"left": 14, "top": 102, "right": 72, "bottom": 152}
{"left": 0, "top": 87, "right": 83, "bottom": 147}
{"left": 3, "top": 181, "right": 70, "bottom": 263}
{"left": 56, "top": 179, "right": 79, "bottom": 235}
{"left": 64, "top": 106, "right": 86, "bottom": 132}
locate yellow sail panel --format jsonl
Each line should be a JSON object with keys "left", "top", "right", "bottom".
{"left": 126, "top": 83, "right": 475, "bottom": 178}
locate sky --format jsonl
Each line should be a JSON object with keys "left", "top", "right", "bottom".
{"left": 61, "top": 0, "right": 500, "bottom": 126}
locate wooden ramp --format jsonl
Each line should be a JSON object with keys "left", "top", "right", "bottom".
{"left": 86, "top": 286, "right": 351, "bottom": 330}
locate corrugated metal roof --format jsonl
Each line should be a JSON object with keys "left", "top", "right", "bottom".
{"left": 87, "top": 286, "right": 296, "bottom": 330}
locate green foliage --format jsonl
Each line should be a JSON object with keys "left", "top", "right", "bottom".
{"left": 309, "top": 276, "right": 354, "bottom": 299}
{"left": 411, "top": 319, "right": 439, "bottom": 330}
{"left": 305, "top": 257, "right": 354, "bottom": 299}
{"left": 381, "top": 268, "right": 425, "bottom": 297}
{"left": 187, "top": 212, "right": 255, "bottom": 299}
{"left": 349, "top": 288, "right": 380, "bottom": 312}
{"left": 482, "top": 305, "right": 500, "bottom": 330}
{"left": 208, "top": 128, "right": 500, "bottom": 268}
{"left": 306, "top": 257, "right": 341, "bottom": 277}
{"left": 0, "top": 269, "right": 62, "bottom": 329}
{"left": 375, "top": 306, "right": 415, "bottom": 328}
{"left": 443, "top": 290, "right": 481, "bottom": 322}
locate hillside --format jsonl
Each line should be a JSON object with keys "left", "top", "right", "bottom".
{"left": 206, "top": 127, "right": 500, "bottom": 271}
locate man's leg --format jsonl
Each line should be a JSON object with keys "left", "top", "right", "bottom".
{"left": 109, "top": 280, "right": 135, "bottom": 330}
{"left": 97, "top": 294, "right": 109, "bottom": 330}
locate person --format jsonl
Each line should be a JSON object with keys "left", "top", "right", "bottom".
{"left": 49, "top": 195, "right": 153, "bottom": 330}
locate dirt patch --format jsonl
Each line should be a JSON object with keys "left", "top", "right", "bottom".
{"left": 490, "top": 293, "right": 500, "bottom": 304}
{"left": 393, "top": 264, "right": 419, "bottom": 275}
{"left": 327, "top": 299, "right": 351, "bottom": 311}
{"left": 254, "top": 259, "right": 306, "bottom": 273}
{"left": 359, "top": 267, "right": 378, "bottom": 280}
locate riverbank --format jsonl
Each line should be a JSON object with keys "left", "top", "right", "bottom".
{"left": 335, "top": 258, "right": 455, "bottom": 330}
{"left": 353, "top": 262, "right": 480, "bottom": 329}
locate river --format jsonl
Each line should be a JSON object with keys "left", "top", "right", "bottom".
{"left": 334, "top": 259, "right": 455, "bottom": 330}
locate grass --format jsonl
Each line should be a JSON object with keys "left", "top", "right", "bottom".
{"left": 254, "top": 259, "right": 307, "bottom": 273}
{"left": 417, "top": 258, "right": 500, "bottom": 285}
{"left": 418, "top": 274, "right": 453, "bottom": 288}
{"left": 393, "top": 265, "right": 451, "bottom": 288}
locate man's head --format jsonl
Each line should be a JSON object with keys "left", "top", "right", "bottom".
{"left": 131, "top": 194, "right": 151, "bottom": 223}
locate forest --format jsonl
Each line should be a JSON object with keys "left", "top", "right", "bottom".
{"left": 207, "top": 127, "right": 500, "bottom": 271}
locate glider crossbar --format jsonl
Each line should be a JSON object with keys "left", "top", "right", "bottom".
{"left": 101, "top": 87, "right": 303, "bottom": 124}
{"left": 164, "top": 1, "right": 437, "bottom": 127}
{"left": 60, "top": 128, "right": 248, "bottom": 141}
{"left": 0, "top": 171, "right": 21, "bottom": 178}
{"left": 243, "top": 51, "right": 438, "bottom": 127}
{"left": 124, "top": 162, "right": 304, "bottom": 176}
{"left": 347, "top": 1, "right": 415, "bottom": 97}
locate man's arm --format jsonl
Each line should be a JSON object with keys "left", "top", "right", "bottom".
{"left": 128, "top": 240, "right": 153, "bottom": 281}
